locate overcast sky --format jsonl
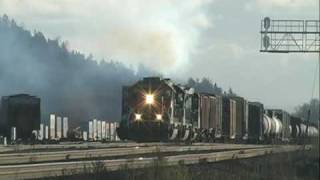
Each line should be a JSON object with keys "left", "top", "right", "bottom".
{"left": 0, "top": 0, "right": 319, "bottom": 112}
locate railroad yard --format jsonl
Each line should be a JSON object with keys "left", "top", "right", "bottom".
{"left": 0, "top": 142, "right": 314, "bottom": 179}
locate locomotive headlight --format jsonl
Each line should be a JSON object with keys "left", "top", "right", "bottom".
{"left": 135, "top": 113, "right": 142, "bottom": 121}
{"left": 145, "top": 94, "right": 154, "bottom": 105}
{"left": 156, "top": 114, "right": 162, "bottom": 120}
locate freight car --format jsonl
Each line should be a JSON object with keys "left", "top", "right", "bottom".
{"left": 229, "top": 96, "right": 248, "bottom": 142}
{"left": 117, "top": 77, "right": 319, "bottom": 143}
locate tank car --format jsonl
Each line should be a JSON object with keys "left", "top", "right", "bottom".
{"left": 266, "top": 109, "right": 290, "bottom": 143}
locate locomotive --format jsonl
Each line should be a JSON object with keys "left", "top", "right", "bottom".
{"left": 117, "top": 77, "right": 319, "bottom": 143}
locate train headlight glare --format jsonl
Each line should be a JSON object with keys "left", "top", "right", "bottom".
{"left": 156, "top": 114, "right": 162, "bottom": 120}
{"left": 135, "top": 113, "right": 142, "bottom": 120}
{"left": 145, "top": 94, "right": 154, "bottom": 104}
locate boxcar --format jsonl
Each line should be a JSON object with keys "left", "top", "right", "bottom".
{"left": 198, "top": 94, "right": 223, "bottom": 141}
{"left": 213, "top": 95, "right": 223, "bottom": 139}
{"left": 230, "top": 96, "right": 248, "bottom": 142}
{"left": 222, "top": 97, "right": 237, "bottom": 141}
{"left": 248, "top": 102, "right": 264, "bottom": 143}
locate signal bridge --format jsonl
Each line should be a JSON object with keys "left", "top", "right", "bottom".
{"left": 260, "top": 17, "right": 320, "bottom": 53}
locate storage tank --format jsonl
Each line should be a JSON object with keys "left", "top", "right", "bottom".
{"left": 39, "top": 124, "right": 44, "bottom": 141}
{"left": 83, "top": 131, "right": 88, "bottom": 141}
{"left": 97, "top": 120, "right": 102, "bottom": 140}
{"left": 93, "top": 119, "right": 97, "bottom": 141}
{"left": 56, "top": 116, "right": 62, "bottom": 139}
{"left": 102, "top": 121, "right": 106, "bottom": 140}
{"left": 106, "top": 122, "right": 110, "bottom": 140}
{"left": 88, "top": 121, "right": 93, "bottom": 140}
{"left": 110, "top": 122, "right": 115, "bottom": 141}
{"left": 11, "top": 127, "right": 16, "bottom": 141}
{"left": 45, "top": 125, "right": 49, "bottom": 140}
{"left": 63, "top": 117, "right": 68, "bottom": 138}
{"left": 50, "top": 114, "right": 56, "bottom": 140}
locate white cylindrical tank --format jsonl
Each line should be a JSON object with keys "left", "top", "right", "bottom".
{"left": 88, "top": 121, "right": 93, "bottom": 140}
{"left": 102, "top": 121, "right": 106, "bottom": 140}
{"left": 270, "top": 117, "right": 275, "bottom": 135}
{"left": 97, "top": 120, "right": 102, "bottom": 140}
{"left": 270, "top": 116, "right": 276, "bottom": 135}
{"left": 307, "top": 126, "right": 318, "bottom": 137}
{"left": 289, "top": 125, "right": 292, "bottom": 137}
{"left": 307, "top": 127, "right": 312, "bottom": 137}
{"left": 45, "top": 125, "right": 49, "bottom": 140}
{"left": 83, "top": 131, "right": 88, "bottom": 141}
{"left": 50, "top": 114, "right": 56, "bottom": 140}
{"left": 110, "top": 122, "right": 115, "bottom": 141}
{"left": 263, "top": 115, "right": 271, "bottom": 136}
{"left": 39, "top": 124, "right": 44, "bottom": 141}
{"left": 56, "top": 116, "right": 62, "bottom": 139}
{"left": 63, "top": 117, "right": 68, "bottom": 138}
{"left": 93, "top": 119, "right": 97, "bottom": 141}
{"left": 273, "top": 117, "right": 282, "bottom": 137}
{"left": 314, "top": 127, "right": 319, "bottom": 137}
{"left": 296, "top": 125, "right": 300, "bottom": 137}
{"left": 106, "top": 122, "right": 110, "bottom": 140}
{"left": 300, "top": 124, "right": 307, "bottom": 136}
{"left": 11, "top": 127, "right": 16, "bottom": 141}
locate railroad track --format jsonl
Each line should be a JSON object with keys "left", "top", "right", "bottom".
{"left": 0, "top": 142, "right": 238, "bottom": 153}
{"left": 0, "top": 144, "right": 273, "bottom": 165}
{"left": 0, "top": 145, "right": 310, "bottom": 180}
{"left": 0, "top": 142, "right": 170, "bottom": 153}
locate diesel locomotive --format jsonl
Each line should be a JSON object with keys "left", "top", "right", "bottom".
{"left": 117, "top": 77, "right": 319, "bottom": 143}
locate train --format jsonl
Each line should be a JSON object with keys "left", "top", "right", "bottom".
{"left": 117, "top": 77, "right": 319, "bottom": 143}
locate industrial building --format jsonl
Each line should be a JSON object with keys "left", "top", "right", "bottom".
{"left": 0, "top": 94, "right": 40, "bottom": 140}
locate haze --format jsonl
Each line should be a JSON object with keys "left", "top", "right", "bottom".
{"left": 0, "top": 0, "right": 319, "bottom": 112}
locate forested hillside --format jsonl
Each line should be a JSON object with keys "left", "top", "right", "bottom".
{"left": 0, "top": 15, "right": 226, "bottom": 127}
{"left": 0, "top": 15, "right": 145, "bottom": 126}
